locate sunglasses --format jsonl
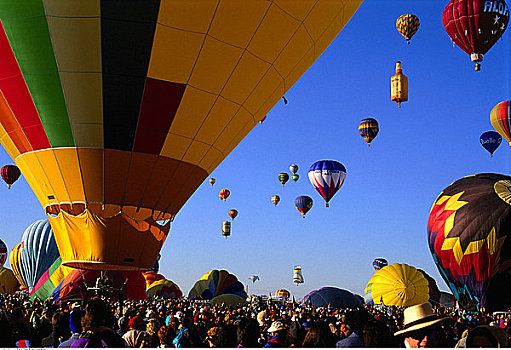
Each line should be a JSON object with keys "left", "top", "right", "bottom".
{"left": 407, "top": 329, "right": 437, "bottom": 341}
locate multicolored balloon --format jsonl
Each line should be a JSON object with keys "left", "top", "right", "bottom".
{"left": 428, "top": 173, "right": 511, "bottom": 311}
{"left": 0, "top": 239, "right": 6, "bottom": 269}
{"left": 219, "top": 189, "right": 230, "bottom": 201}
{"left": 1, "top": 165, "right": 20, "bottom": 189}
{"left": 271, "top": 195, "right": 280, "bottom": 207}
{"left": 359, "top": 118, "right": 379, "bottom": 146}
{"left": 293, "top": 265, "right": 304, "bottom": 285}
{"left": 308, "top": 160, "right": 346, "bottom": 207}
{"left": 291, "top": 174, "right": 299, "bottom": 182}
{"left": 188, "top": 269, "right": 247, "bottom": 300}
{"left": 480, "top": 131, "right": 502, "bottom": 157}
{"left": 490, "top": 101, "right": 511, "bottom": 145}
{"left": 275, "top": 289, "right": 290, "bottom": 299}
{"left": 228, "top": 209, "right": 238, "bottom": 220}
{"left": 372, "top": 258, "right": 388, "bottom": 271}
{"left": 289, "top": 164, "right": 299, "bottom": 174}
{"left": 278, "top": 173, "right": 290, "bottom": 186}
{"left": 209, "top": 178, "right": 216, "bottom": 186}
{"left": 443, "top": 0, "right": 509, "bottom": 70}
{"left": 396, "top": 14, "right": 420, "bottom": 44}
{"left": 295, "top": 195, "right": 313, "bottom": 218}
{"left": 147, "top": 278, "right": 182, "bottom": 299}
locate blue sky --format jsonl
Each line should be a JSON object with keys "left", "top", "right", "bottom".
{"left": 1, "top": 0, "right": 510, "bottom": 300}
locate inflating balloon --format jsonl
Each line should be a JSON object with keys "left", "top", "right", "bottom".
{"left": 372, "top": 258, "right": 388, "bottom": 271}
{"left": 295, "top": 195, "right": 313, "bottom": 218}
{"left": 490, "top": 101, "right": 511, "bottom": 145}
{"left": 308, "top": 160, "right": 346, "bottom": 207}
{"left": 278, "top": 173, "right": 290, "bottom": 186}
{"left": 1, "top": 165, "right": 20, "bottom": 189}
{"left": 219, "top": 189, "right": 230, "bottom": 201}
{"left": 443, "top": 0, "right": 509, "bottom": 71}
{"left": 304, "top": 287, "right": 362, "bottom": 309}
{"left": 0, "top": 268, "right": 19, "bottom": 294}
{"left": 188, "top": 269, "right": 247, "bottom": 300}
{"left": 275, "top": 289, "right": 290, "bottom": 299}
{"left": 147, "top": 279, "right": 182, "bottom": 299}
{"left": 359, "top": 118, "right": 379, "bottom": 146}
{"left": 396, "top": 14, "right": 420, "bottom": 44}
{"left": 271, "top": 195, "right": 280, "bottom": 207}
{"left": 428, "top": 173, "right": 511, "bottom": 311}
{"left": 480, "top": 131, "right": 502, "bottom": 157}
{"left": 0, "top": 1, "right": 363, "bottom": 271}
{"left": 29, "top": 256, "right": 73, "bottom": 302}
{"left": 228, "top": 209, "right": 238, "bottom": 220}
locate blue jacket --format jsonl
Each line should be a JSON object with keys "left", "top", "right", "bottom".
{"left": 335, "top": 332, "right": 364, "bottom": 347}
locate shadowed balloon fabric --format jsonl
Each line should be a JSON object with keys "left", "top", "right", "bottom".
{"left": 303, "top": 287, "right": 362, "bottom": 309}
{"left": 0, "top": 1, "right": 363, "bottom": 270}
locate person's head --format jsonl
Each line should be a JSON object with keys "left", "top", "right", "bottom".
{"left": 302, "top": 321, "right": 335, "bottom": 347}
{"left": 268, "top": 320, "right": 288, "bottom": 339}
{"left": 81, "top": 297, "right": 108, "bottom": 331}
{"left": 69, "top": 310, "right": 85, "bottom": 334}
{"left": 466, "top": 325, "right": 507, "bottom": 347}
{"left": 157, "top": 325, "right": 176, "bottom": 346}
{"left": 128, "top": 315, "right": 145, "bottom": 331}
{"left": 206, "top": 326, "right": 224, "bottom": 347}
{"left": 288, "top": 321, "right": 306, "bottom": 346}
{"left": 363, "top": 318, "right": 398, "bottom": 347}
{"left": 146, "top": 318, "right": 160, "bottom": 335}
{"left": 394, "top": 303, "right": 451, "bottom": 348}
{"left": 236, "top": 317, "right": 260, "bottom": 347}
{"left": 117, "top": 316, "right": 129, "bottom": 332}
{"left": 52, "top": 311, "right": 71, "bottom": 338}
{"left": 344, "top": 308, "right": 372, "bottom": 335}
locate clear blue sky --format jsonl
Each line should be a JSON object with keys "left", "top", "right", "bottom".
{"left": 1, "top": 0, "right": 510, "bottom": 300}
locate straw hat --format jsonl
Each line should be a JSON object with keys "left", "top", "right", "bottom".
{"left": 394, "top": 303, "right": 450, "bottom": 336}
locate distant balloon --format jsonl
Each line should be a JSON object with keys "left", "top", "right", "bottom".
{"left": 308, "top": 160, "right": 346, "bottom": 207}
{"left": 289, "top": 164, "right": 299, "bottom": 174}
{"left": 359, "top": 118, "right": 379, "bottom": 146}
{"left": 1, "top": 165, "right": 20, "bottom": 189}
{"left": 443, "top": 0, "right": 509, "bottom": 71}
{"left": 188, "top": 269, "right": 247, "bottom": 300}
{"left": 219, "top": 189, "right": 230, "bottom": 201}
{"left": 271, "top": 195, "right": 280, "bottom": 207}
{"left": 275, "top": 289, "right": 290, "bottom": 299}
{"left": 222, "top": 221, "right": 231, "bottom": 238}
{"left": 248, "top": 275, "right": 259, "bottom": 283}
{"left": 490, "top": 101, "right": 511, "bottom": 145}
{"left": 390, "top": 61, "right": 408, "bottom": 108}
{"left": 278, "top": 173, "right": 290, "bottom": 186}
{"left": 396, "top": 14, "right": 420, "bottom": 44}
{"left": 209, "top": 178, "right": 216, "bottom": 186}
{"left": 291, "top": 174, "right": 299, "bottom": 182}
{"left": 372, "top": 258, "right": 388, "bottom": 271}
{"left": 293, "top": 265, "right": 304, "bottom": 285}
{"left": 228, "top": 209, "right": 238, "bottom": 220}
{"left": 0, "top": 239, "right": 6, "bottom": 269}
{"left": 480, "top": 131, "right": 502, "bottom": 157}
{"left": 295, "top": 195, "right": 313, "bottom": 218}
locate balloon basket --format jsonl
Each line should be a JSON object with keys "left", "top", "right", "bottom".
{"left": 325, "top": 203, "right": 329, "bottom": 208}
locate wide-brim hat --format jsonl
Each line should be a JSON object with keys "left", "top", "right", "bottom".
{"left": 394, "top": 303, "right": 450, "bottom": 336}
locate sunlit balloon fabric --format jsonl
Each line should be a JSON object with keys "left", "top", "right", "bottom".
{"left": 210, "top": 294, "right": 248, "bottom": 307}
{"left": 0, "top": 267, "right": 20, "bottom": 293}
{"left": 359, "top": 118, "right": 379, "bottom": 146}
{"left": 147, "top": 278, "right": 182, "bottom": 299}
{"left": 308, "top": 160, "right": 346, "bottom": 207}
{"left": 275, "top": 289, "right": 290, "bottom": 299}
{"left": 428, "top": 173, "right": 511, "bottom": 311}
{"left": 29, "top": 256, "right": 73, "bottom": 301}
{"left": 396, "top": 14, "right": 420, "bottom": 44}
{"left": 490, "top": 101, "right": 511, "bottom": 145}
{"left": 364, "top": 263, "right": 429, "bottom": 307}
{"left": 188, "top": 269, "right": 247, "bottom": 300}
{"left": 0, "top": 1, "right": 363, "bottom": 270}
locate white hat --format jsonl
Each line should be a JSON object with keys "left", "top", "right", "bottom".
{"left": 267, "top": 320, "right": 286, "bottom": 333}
{"left": 394, "top": 303, "right": 450, "bottom": 336}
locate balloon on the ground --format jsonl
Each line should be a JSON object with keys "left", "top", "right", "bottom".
{"left": 396, "top": 14, "right": 420, "bottom": 44}
{"left": 188, "top": 269, "right": 247, "bottom": 300}
{"left": 278, "top": 173, "right": 290, "bottom": 186}
{"left": 439, "top": 291, "right": 456, "bottom": 308}
{"left": 209, "top": 178, "right": 216, "bottom": 186}
{"left": 390, "top": 61, "right": 408, "bottom": 107}
{"left": 308, "top": 160, "right": 346, "bottom": 207}
{"left": 210, "top": 293, "right": 248, "bottom": 307}
{"left": 271, "top": 195, "right": 280, "bottom": 207}
{"left": 443, "top": 0, "right": 509, "bottom": 71}
{"left": 417, "top": 268, "right": 441, "bottom": 305}
{"left": 219, "top": 189, "right": 230, "bottom": 201}
{"left": 222, "top": 221, "right": 231, "bottom": 238}
{"left": 248, "top": 275, "right": 259, "bottom": 283}
{"left": 428, "top": 173, "right": 511, "bottom": 311}
{"left": 295, "top": 195, "right": 313, "bottom": 218}
{"left": 303, "top": 287, "right": 362, "bottom": 309}
{"left": 142, "top": 271, "right": 166, "bottom": 289}
{"left": 9, "top": 243, "right": 26, "bottom": 290}
{"left": 372, "top": 258, "right": 388, "bottom": 271}
{"left": 289, "top": 164, "right": 299, "bottom": 174}
{"left": 490, "top": 101, "right": 511, "bottom": 145}
{"left": 293, "top": 265, "right": 304, "bottom": 285}
{"left": 275, "top": 289, "right": 290, "bottom": 299}
{"left": 0, "top": 1, "right": 363, "bottom": 271}
{"left": 359, "top": 118, "right": 379, "bottom": 146}
{"left": 29, "top": 256, "right": 73, "bottom": 301}
{"left": 1, "top": 164, "right": 20, "bottom": 189}
{"left": 0, "top": 267, "right": 20, "bottom": 293}
{"left": 228, "top": 209, "right": 238, "bottom": 220}
{"left": 291, "top": 174, "right": 299, "bottom": 182}
{"left": 147, "top": 278, "right": 182, "bottom": 299}
{"left": 480, "top": 131, "right": 502, "bottom": 157}
{"left": 364, "top": 263, "right": 429, "bottom": 307}
{"left": 0, "top": 239, "right": 7, "bottom": 269}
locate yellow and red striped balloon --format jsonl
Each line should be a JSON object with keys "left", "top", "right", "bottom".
{"left": 490, "top": 101, "right": 511, "bottom": 145}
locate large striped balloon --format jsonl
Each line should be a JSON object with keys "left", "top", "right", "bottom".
{"left": 308, "top": 160, "right": 346, "bottom": 207}
{"left": 490, "top": 101, "right": 511, "bottom": 145}
{"left": 359, "top": 118, "right": 379, "bottom": 146}
{"left": 396, "top": 14, "right": 420, "bottom": 44}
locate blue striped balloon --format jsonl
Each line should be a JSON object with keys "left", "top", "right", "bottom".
{"left": 308, "top": 160, "right": 346, "bottom": 207}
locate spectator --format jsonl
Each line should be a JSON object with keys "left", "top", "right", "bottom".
{"left": 335, "top": 309, "right": 372, "bottom": 347}
{"left": 157, "top": 325, "right": 176, "bottom": 348}
{"left": 122, "top": 315, "right": 147, "bottom": 347}
{"left": 59, "top": 310, "right": 85, "bottom": 348}
{"left": 264, "top": 320, "right": 289, "bottom": 348}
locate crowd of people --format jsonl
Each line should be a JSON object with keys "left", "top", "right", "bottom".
{"left": 0, "top": 292, "right": 509, "bottom": 348}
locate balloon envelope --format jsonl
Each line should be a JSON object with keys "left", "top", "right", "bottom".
{"left": 303, "top": 287, "right": 362, "bottom": 309}
{"left": 210, "top": 293, "right": 248, "bottom": 307}
{"left": 0, "top": 164, "right": 20, "bottom": 189}
{"left": 295, "top": 195, "right": 313, "bottom": 218}
{"left": 271, "top": 195, "right": 280, "bottom": 206}
{"left": 188, "top": 269, "right": 247, "bottom": 300}
{"left": 359, "top": 118, "right": 379, "bottom": 145}
{"left": 490, "top": 101, "right": 511, "bottom": 145}
{"left": 480, "top": 131, "right": 502, "bottom": 156}
{"left": 0, "top": 239, "right": 7, "bottom": 269}
{"left": 29, "top": 256, "right": 73, "bottom": 301}
{"left": 0, "top": 267, "right": 20, "bottom": 293}
{"left": 396, "top": 14, "right": 420, "bottom": 43}
{"left": 147, "top": 278, "right": 182, "bottom": 299}
{"left": 275, "top": 289, "right": 290, "bottom": 299}
{"left": 372, "top": 258, "right": 388, "bottom": 271}
{"left": 0, "top": 1, "right": 363, "bottom": 271}
{"left": 308, "top": 160, "right": 346, "bottom": 207}
{"left": 278, "top": 173, "right": 290, "bottom": 186}
{"left": 289, "top": 164, "right": 299, "bottom": 174}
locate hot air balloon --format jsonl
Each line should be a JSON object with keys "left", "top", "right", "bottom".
{"left": 480, "top": 131, "right": 502, "bottom": 156}
{"left": 308, "top": 160, "right": 346, "bottom": 207}
{"left": 147, "top": 278, "right": 182, "bottom": 299}
{"left": 188, "top": 269, "right": 247, "bottom": 300}
{"left": 390, "top": 61, "right": 408, "bottom": 108}
{"left": 9, "top": 243, "right": 26, "bottom": 290}
{"left": 289, "top": 164, "right": 298, "bottom": 174}
{"left": 210, "top": 293, "right": 248, "bottom": 307}
{"left": 248, "top": 275, "right": 260, "bottom": 283}
{"left": 293, "top": 265, "right": 304, "bottom": 285}
{"left": 0, "top": 267, "right": 20, "bottom": 294}
{"left": 295, "top": 195, "right": 313, "bottom": 218}
{"left": 303, "top": 287, "right": 362, "bottom": 309}
{"left": 278, "top": 173, "right": 290, "bottom": 186}
{"left": 396, "top": 14, "right": 420, "bottom": 44}
{"left": 417, "top": 268, "right": 442, "bottom": 305}
{"left": 443, "top": 0, "right": 509, "bottom": 71}
{"left": 0, "top": 1, "right": 363, "bottom": 271}
{"left": 209, "top": 178, "right": 216, "bottom": 186}
{"left": 427, "top": 173, "right": 511, "bottom": 311}
{"left": 490, "top": 101, "right": 511, "bottom": 145}
{"left": 275, "top": 289, "right": 290, "bottom": 299}
{"left": 1, "top": 164, "right": 20, "bottom": 189}
{"left": 228, "top": 209, "right": 238, "bottom": 220}
{"left": 372, "top": 258, "right": 388, "bottom": 271}
{"left": 29, "top": 256, "right": 73, "bottom": 301}
{"left": 219, "top": 189, "right": 230, "bottom": 201}
{"left": 359, "top": 118, "right": 379, "bottom": 146}
{"left": 291, "top": 174, "right": 299, "bottom": 182}
{"left": 0, "top": 239, "right": 7, "bottom": 269}
{"left": 222, "top": 221, "right": 231, "bottom": 238}
{"left": 142, "top": 270, "right": 165, "bottom": 289}
{"left": 271, "top": 195, "right": 280, "bottom": 207}
{"left": 364, "top": 263, "right": 429, "bottom": 307}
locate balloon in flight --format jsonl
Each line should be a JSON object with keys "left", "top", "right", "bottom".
{"left": 359, "top": 118, "right": 379, "bottom": 146}
{"left": 271, "top": 195, "right": 280, "bottom": 207}
{"left": 222, "top": 221, "right": 231, "bottom": 238}
{"left": 490, "top": 101, "right": 511, "bottom": 145}
{"left": 228, "top": 209, "right": 238, "bottom": 220}
{"left": 209, "top": 178, "right": 216, "bottom": 186}
{"left": 289, "top": 164, "right": 299, "bottom": 174}
{"left": 390, "top": 61, "right": 408, "bottom": 108}
{"left": 480, "top": 131, "right": 502, "bottom": 157}
{"left": 219, "top": 189, "right": 230, "bottom": 201}
{"left": 1, "top": 165, "right": 20, "bottom": 189}
{"left": 293, "top": 265, "right": 304, "bottom": 285}
{"left": 278, "top": 173, "right": 290, "bottom": 186}
{"left": 372, "top": 258, "right": 388, "bottom": 271}
{"left": 248, "top": 275, "right": 260, "bottom": 283}
{"left": 443, "top": 0, "right": 509, "bottom": 71}
{"left": 292, "top": 174, "right": 299, "bottom": 182}
{"left": 396, "top": 14, "right": 420, "bottom": 44}
{"left": 308, "top": 160, "right": 346, "bottom": 207}
{"left": 0, "top": 1, "right": 363, "bottom": 270}
{"left": 295, "top": 195, "right": 313, "bottom": 218}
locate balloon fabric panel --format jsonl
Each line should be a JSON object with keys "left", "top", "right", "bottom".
{"left": 490, "top": 101, "right": 511, "bottom": 144}
{"left": 480, "top": 131, "right": 502, "bottom": 155}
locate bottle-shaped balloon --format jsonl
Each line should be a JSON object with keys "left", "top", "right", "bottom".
{"left": 222, "top": 221, "right": 231, "bottom": 238}
{"left": 391, "top": 61, "right": 408, "bottom": 108}
{"left": 209, "top": 178, "right": 216, "bottom": 186}
{"left": 271, "top": 195, "right": 280, "bottom": 206}
{"left": 278, "top": 173, "right": 290, "bottom": 186}
{"left": 219, "top": 189, "right": 230, "bottom": 201}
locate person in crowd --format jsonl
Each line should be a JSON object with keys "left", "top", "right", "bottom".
{"left": 205, "top": 326, "right": 224, "bottom": 347}
{"left": 302, "top": 320, "right": 337, "bottom": 347}
{"left": 157, "top": 325, "right": 176, "bottom": 348}
{"left": 117, "top": 316, "right": 130, "bottom": 338}
{"left": 362, "top": 318, "right": 399, "bottom": 347}
{"left": 59, "top": 309, "right": 85, "bottom": 348}
{"left": 41, "top": 310, "right": 70, "bottom": 347}
{"left": 146, "top": 317, "right": 162, "bottom": 347}
{"left": 237, "top": 316, "right": 263, "bottom": 348}
{"left": 264, "top": 320, "right": 289, "bottom": 348}
{"left": 335, "top": 309, "right": 372, "bottom": 347}
{"left": 122, "top": 315, "right": 147, "bottom": 348}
